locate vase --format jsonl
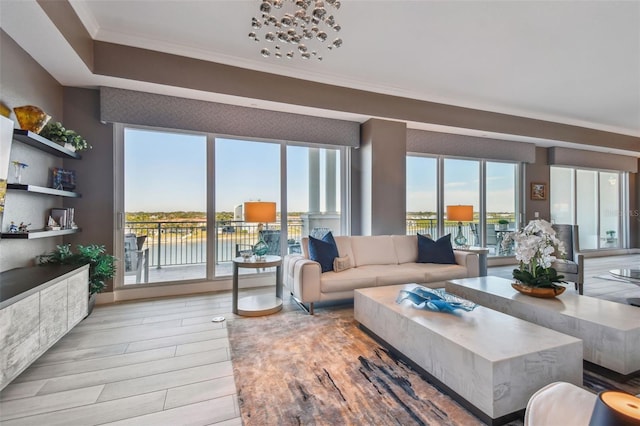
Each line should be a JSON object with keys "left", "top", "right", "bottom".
{"left": 64, "top": 143, "right": 76, "bottom": 152}
{"left": 511, "top": 282, "right": 566, "bottom": 298}
{"left": 13, "top": 105, "right": 51, "bottom": 133}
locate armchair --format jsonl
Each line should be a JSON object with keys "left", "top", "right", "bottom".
{"left": 552, "top": 224, "right": 584, "bottom": 294}
{"left": 124, "top": 233, "right": 149, "bottom": 283}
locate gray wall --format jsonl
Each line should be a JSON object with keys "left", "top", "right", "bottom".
{"left": 0, "top": 30, "right": 64, "bottom": 272}
{"left": 360, "top": 119, "right": 407, "bottom": 235}
{"left": 525, "top": 147, "right": 551, "bottom": 223}
{"left": 62, "top": 88, "right": 115, "bottom": 290}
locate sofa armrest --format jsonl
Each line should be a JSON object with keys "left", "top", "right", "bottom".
{"left": 453, "top": 250, "right": 480, "bottom": 277}
{"left": 283, "top": 257, "right": 322, "bottom": 303}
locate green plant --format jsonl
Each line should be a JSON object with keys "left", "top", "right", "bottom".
{"left": 39, "top": 244, "right": 116, "bottom": 294}
{"left": 39, "top": 121, "right": 92, "bottom": 151}
{"left": 606, "top": 230, "right": 615, "bottom": 237}
{"left": 498, "top": 219, "right": 509, "bottom": 225}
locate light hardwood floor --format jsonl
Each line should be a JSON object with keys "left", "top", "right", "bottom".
{"left": 0, "top": 290, "right": 245, "bottom": 426}
{"left": 1, "top": 254, "right": 639, "bottom": 425}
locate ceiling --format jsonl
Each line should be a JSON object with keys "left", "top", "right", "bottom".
{"left": 1, "top": 0, "right": 639, "bottom": 152}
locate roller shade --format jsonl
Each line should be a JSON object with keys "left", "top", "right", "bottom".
{"left": 407, "top": 129, "right": 536, "bottom": 163}
{"left": 100, "top": 87, "right": 359, "bottom": 147}
{"left": 548, "top": 147, "right": 638, "bottom": 172}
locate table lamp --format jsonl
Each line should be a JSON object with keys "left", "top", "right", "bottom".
{"left": 446, "top": 205, "right": 473, "bottom": 247}
{"left": 589, "top": 390, "right": 640, "bottom": 426}
{"left": 244, "top": 201, "right": 276, "bottom": 259}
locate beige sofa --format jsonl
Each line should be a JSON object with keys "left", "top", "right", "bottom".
{"left": 283, "top": 235, "right": 479, "bottom": 314}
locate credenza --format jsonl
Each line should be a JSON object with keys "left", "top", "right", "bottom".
{"left": 0, "top": 264, "right": 89, "bottom": 390}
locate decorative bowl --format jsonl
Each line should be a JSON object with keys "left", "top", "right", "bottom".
{"left": 511, "top": 282, "right": 566, "bottom": 298}
{"left": 239, "top": 250, "right": 253, "bottom": 261}
{"left": 13, "top": 105, "right": 51, "bottom": 133}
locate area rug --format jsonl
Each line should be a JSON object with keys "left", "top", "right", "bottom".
{"left": 228, "top": 304, "right": 639, "bottom": 426}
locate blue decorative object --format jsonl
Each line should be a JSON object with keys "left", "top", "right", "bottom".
{"left": 417, "top": 233, "right": 456, "bottom": 264}
{"left": 396, "top": 286, "right": 477, "bottom": 313}
{"left": 308, "top": 231, "right": 339, "bottom": 273}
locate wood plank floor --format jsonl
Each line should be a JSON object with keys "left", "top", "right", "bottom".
{"left": 1, "top": 254, "right": 639, "bottom": 425}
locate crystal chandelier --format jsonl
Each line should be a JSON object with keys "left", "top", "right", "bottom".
{"left": 249, "top": 0, "right": 343, "bottom": 61}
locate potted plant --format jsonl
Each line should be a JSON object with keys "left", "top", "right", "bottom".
{"left": 495, "top": 219, "right": 509, "bottom": 231}
{"left": 39, "top": 244, "right": 116, "bottom": 315}
{"left": 501, "top": 219, "right": 567, "bottom": 297}
{"left": 606, "top": 230, "right": 616, "bottom": 243}
{"left": 39, "top": 121, "right": 92, "bottom": 152}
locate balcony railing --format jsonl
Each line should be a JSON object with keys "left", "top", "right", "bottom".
{"left": 125, "top": 215, "right": 516, "bottom": 271}
{"left": 125, "top": 219, "right": 303, "bottom": 268}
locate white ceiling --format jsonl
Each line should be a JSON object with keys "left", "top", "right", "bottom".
{"left": 2, "top": 0, "right": 639, "bottom": 151}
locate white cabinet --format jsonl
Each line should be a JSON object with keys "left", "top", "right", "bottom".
{"left": 0, "top": 264, "right": 89, "bottom": 391}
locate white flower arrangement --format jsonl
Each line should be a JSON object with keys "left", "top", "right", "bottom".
{"left": 502, "top": 219, "right": 567, "bottom": 288}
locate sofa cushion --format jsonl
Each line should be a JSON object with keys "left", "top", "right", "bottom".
{"left": 350, "top": 235, "right": 399, "bottom": 267}
{"left": 423, "top": 263, "right": 469, "bottom": 282}
{"left": 308, "top": 232, "right": 339, "bottom": 273}
{"left": 356, "top": 265, "right": 427, "bottom": 286}
{"left": 417, "top": 233, "right": 456, "bottom": 264}
{"left": 320, "top": 268, "right": 378, "bottom": 293}
{"left": 392, "top": 235, "right": 418, "bottom": 264}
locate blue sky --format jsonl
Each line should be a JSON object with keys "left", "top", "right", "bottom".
{"left": 125, "top": 128, "right": 515, "bottom": 213}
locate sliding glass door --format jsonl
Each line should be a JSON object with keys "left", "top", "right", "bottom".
{"left": 215, "top": 138, "right": 280, "bottom": 277}
{"left": 123, "top": 128, "right": 207, "bottom": 285}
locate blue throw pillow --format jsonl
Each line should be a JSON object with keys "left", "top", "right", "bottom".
{"left": 308, "top": 232, "right": 339, "bottom": 273}
{"left": 417, "top": 233, "right": 456, "bottom": 264}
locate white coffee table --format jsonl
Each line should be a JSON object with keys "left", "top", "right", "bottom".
{"left": 354, "top": 284, "right": 582, "bottom": 425}
{"left": 446, "top": 276, "right": 640, "bottom": 376}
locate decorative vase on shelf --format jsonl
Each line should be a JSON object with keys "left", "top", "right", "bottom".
{"left": 13, "top": 105, "right": 51, "bottom": 133}
{"left": 64, "top": 143, "right": 76, "bottom": 152}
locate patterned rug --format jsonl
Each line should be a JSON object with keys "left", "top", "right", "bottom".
{"left": 228, "top": 303, "right": 639, "bottom": 426}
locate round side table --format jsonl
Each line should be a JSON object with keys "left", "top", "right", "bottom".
{"left": 232, "top": 255, "right": 283, "bottom": 316}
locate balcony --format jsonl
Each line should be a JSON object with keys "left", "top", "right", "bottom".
{"left": 124, "top": 216, "right": 515, "bottom": 284}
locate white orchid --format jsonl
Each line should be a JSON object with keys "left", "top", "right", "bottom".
{"left": 503, "top": 219, "right": 567, "bottom": 287}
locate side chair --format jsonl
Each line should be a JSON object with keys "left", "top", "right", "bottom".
{"left": 551, "top": 224, "right": 584, "bottom": 294}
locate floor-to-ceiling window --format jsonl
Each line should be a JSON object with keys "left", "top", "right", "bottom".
{"left": 406, "top": 156, "right": 437, "bottom": 237}
{"left": 550, "top": 166, "right": 624, "bottom": 250}
{"left": 287, "top": 145, "right": 342, "bottom": 249}
{"left": 215, "top": 138, "right": 281, "bottom": 277}
{"left": 444, "top": 158, "right": 480, "bottom": 246}
{"left": 118, "top": 126, "right": 348, "bottom": 286}
{"left": 407, "top": 155, "right": 520, "bottom": 256}
{"left": 123, "top": 128, "right": 207, "bottom": 285}
{"left": 486, "top": 161, "right": 518, "bottom": 255}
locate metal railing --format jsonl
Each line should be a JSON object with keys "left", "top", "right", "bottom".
{"left": 125, "top": 219, "right": 303, "bottom": 268}
{"left": 125, "top": 215, "right": 517, "bottom": 269}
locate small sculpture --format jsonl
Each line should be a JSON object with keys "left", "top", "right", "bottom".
{"left": 45, "top": 216, "right": 61, "bottom": 231}
{"left": 18, "top": 222, "right": 30, "bottom": 233}
{"left": 8, "top": 221, "right": 18, "bottom": 233}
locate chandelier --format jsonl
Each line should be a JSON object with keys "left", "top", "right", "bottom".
{"left": 249, "top": 0, "right": 343, "bottom": 61}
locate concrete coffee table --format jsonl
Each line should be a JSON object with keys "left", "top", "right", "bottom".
{"left": 446, "top": 276, "right": 640, "bottom": 376}
{"left": 354, "top": 284, "right": 582, "bottom": 425}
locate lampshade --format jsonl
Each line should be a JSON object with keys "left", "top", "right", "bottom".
{"left": 589, "top": 391, "right": 640, "bottom": 426}
{"left": 244, "top": 202, "right": 276, "bottom": 223}
{"left": 446, "top": 205, "right": 473, "bottom": 222}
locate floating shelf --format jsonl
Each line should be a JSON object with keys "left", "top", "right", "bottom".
{"left": 1, "top": 228, "right": 81, "bottom": 239}
{"left": 13, "top": 129, "right": 81, "bottom": 159}
{"left": 7, "top": 184, "right": 81, "bottom": 198}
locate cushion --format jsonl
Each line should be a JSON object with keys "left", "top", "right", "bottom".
{"left": 417, "top": 233, "right": 456, "bottom": 264}
{"left": 333, "top": 255, "right": 352, "bottom": 272}
{"left": 308, "top": 232, "right": 339, "bottom": 273}
{"left": 552, "top": 259, "right": 578, "bottom": 274}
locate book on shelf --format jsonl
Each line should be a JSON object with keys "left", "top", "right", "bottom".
{"left": 49, "top": 207, "right": 76, "bottom": 229}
